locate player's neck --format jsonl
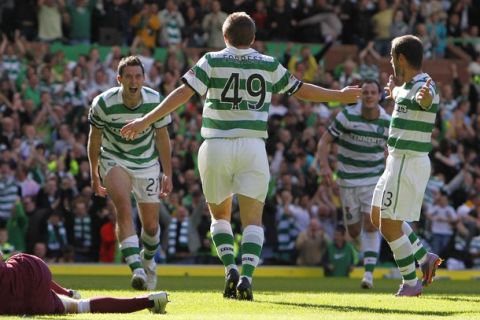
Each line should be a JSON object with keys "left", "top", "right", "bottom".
{"left": 403, "top": 68, "right": 422, "bottom": 84}
{"left": 228, "top": 44, "right": 251, "bottom": 50}
{"left": 122, "top": 94, "right": 142, "bottom": 108}
{"left": 225, "top": 40, "right": 251, "bottom": 50}
{"left": 361, "top": 106, "right": 379, "bottom": 120}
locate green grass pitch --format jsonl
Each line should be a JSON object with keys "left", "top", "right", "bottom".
{"left": 5, "top": 275, "right": 480, "bottom": 320}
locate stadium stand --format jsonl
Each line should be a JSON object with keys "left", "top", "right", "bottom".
{"left": 0, "top": 0, "right": 479, "bottom": 273}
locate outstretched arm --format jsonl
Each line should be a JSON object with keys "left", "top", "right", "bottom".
{"left": 121, "top": 84, "right": 195, "bottom": 140}
{"left": 294, "top": 83, "right": 360, "bottom": 104}
{"left": 51, "top": 280, "right": 78, "bottom": 298}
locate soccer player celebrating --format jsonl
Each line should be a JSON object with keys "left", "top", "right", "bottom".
{"left": 0, "top": 252, "right": 168, "bottom": 315}
{"left": 371, "top": 35, "right": 442, "bottom": 296}
{"left": 121, "top": 12, "right": 360, "bottom": 300}
{"left": 317, "top": 79, "right": 390, "bottom": 289}
{"left": 88, "top": 56, "right": 172, "bottom": 290}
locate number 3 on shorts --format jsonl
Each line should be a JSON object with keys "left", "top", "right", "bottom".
{"left": 382, "top": 190, "right": 393, "bottom": 208}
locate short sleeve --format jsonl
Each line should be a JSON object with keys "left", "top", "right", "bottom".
{"left": 88, "top": 95, "right": 106, "bottom": 129}
{"left": 181, "top": 54, "right": 211, "bottom": 96}
{"left": 328, "top": 111, "right": 347, "bottom": 138}
{"left": 271, "top": 60, "right": 303, "bottom": 95}
{"left": 153, "top": 114, "right": 172, "bottom": 129}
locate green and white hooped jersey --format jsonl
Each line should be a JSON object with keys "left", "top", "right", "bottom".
{"left": 328, "top": 103, "right": 391, "bottom": 187}
{"left": 182, "top": 46, "right": 302, "bottom": 139}
{"left": 88, "top": 86, "right": 171, "bottom": 170}
{"left": 388, "top": 73, "right": 439, "bottom": 156}
{"left": 2, "top": 54, "right": 21, "bottom": 81}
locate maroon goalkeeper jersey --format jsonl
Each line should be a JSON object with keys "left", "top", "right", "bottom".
{"left": 0, "top": 253, "right": 65, "bottom": 315}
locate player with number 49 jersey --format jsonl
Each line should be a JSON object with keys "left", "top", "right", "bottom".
{"left": 120, "top": 12, "right": 361, "bottom": 301}
{"left": 182, "top": 48, "right": 302, "bottom": 139}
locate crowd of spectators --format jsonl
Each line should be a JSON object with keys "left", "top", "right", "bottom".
{"left": 0, "top": 0, "right": 479, "bottom": 273}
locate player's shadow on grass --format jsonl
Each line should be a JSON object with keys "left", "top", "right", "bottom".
{"left": 428, "top": 296, "right": 480, "bottom": 303}
{"left": 260, "top": 300, "right": 467, "bottom": 317}
{"left": 30, "top": 317, "right": 70, "bottom": 320}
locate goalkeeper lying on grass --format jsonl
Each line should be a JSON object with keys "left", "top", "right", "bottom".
{"left": 0, "top": 252, "right": 169, "bottom": 315}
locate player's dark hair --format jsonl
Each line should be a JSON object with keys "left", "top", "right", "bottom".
{"left": 117, "top": 56, "right": 145, "bottom": 76}
{"left": 391, "top": 35, "right": 423, "bottom": 70}
{"left": 222, "top": 12, "right": 256, "bottom": 47}
{"left": 362, "top": 79, "right": 381, "bottom": 93}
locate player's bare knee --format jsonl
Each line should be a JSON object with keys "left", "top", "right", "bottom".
{"left": 370, "top": 207, "right": 380, "bottom": 229}
{"left": 211, "top": 213, "right": 231, "bottom": 222}
{"left": 114, "top": 202, "right": 132, "bottom": 217}
{"left": 364, "top": 221, "right": 377, "bottom": 233}
{"left": 363, "top": 214, "right": 377, "bottom": 232}
{"left": 208, "top": 201, "right": 232, "bottom": 221}
{"left": 379, "top": 219, "right": 404, "bottom": 241}
{"left": 142, "top": 223, "right": 159, "bottom": 236}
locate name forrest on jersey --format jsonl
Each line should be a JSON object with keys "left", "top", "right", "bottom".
{"left": 182, "top": 46, "right": 302, "bottom": 140}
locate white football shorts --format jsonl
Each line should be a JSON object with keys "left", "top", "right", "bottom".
{"left": 99, "top": 157, "right": 161, "bottom": 203}
{"left": 340, "top": 185, "right": 376, "bottom": 225}
{"left": 372, "top": 153, "right": 431, "bottom": 222}
{"left": 198, "top": 137, "right": 270, "bottom": 205}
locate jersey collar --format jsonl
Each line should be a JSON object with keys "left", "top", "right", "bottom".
{"left": 117, "top": 86, "right": 146, "bottom": 107}
{"left": 225, "top": 45, "right": 256, "bottom": 56}
{"left": 407, "top": 72, "right": 427, "bottom": 84}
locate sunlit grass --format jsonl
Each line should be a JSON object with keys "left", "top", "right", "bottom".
{"left": 5, "top": 275, "right": 480, "bottom": 320}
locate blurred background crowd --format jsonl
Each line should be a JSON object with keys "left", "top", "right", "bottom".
{"left": 0, "top": 0, "right": 479, "bottom": 273}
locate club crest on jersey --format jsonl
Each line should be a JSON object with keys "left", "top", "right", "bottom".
{"left": 376, "top": 126, "right": 385, "bottom": 135}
